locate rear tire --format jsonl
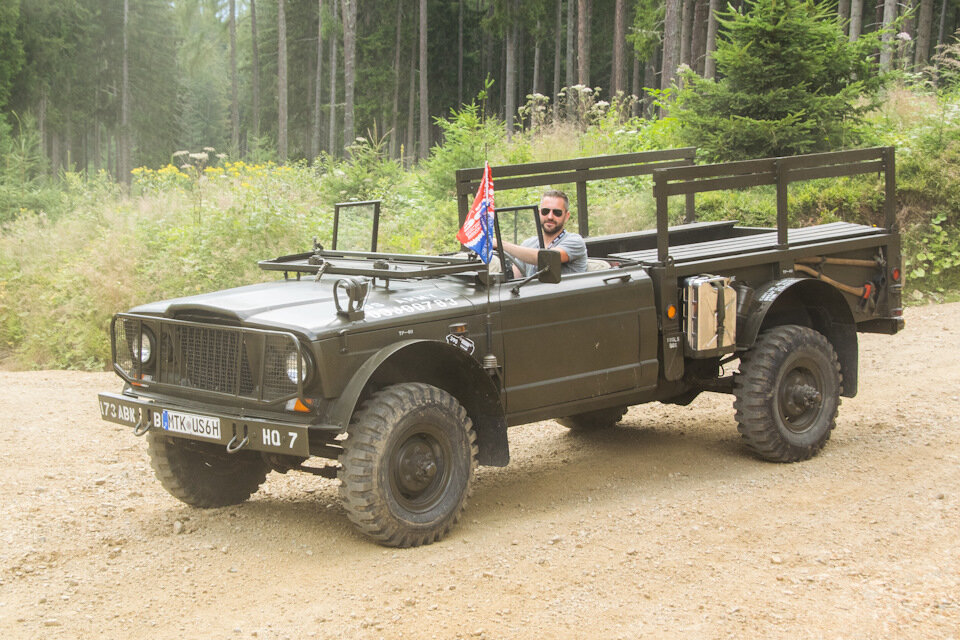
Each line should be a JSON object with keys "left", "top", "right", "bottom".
{"left": 557, "top": 406, "right": 627, "bottom": 432}
{"left": 147, "top": 432, "right": 270, "bottom": 507}
{"left": 338, "top": 383, "right": 477, "bottom": 547}
{"left": 733, "top": 325, "right": 841, "bottom": 462}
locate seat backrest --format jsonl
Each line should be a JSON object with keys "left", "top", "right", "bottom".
{"left": 586, "top": 258, "right": 612, "bottom": 271}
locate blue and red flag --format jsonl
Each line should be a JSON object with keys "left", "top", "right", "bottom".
{"left": 456, "top": 162, "right": 495, "bottom": 263}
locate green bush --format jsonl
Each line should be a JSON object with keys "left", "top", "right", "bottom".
{"left": 418, "top": 103, "right": 505, "bottom": 202}
{"left": 0, "top": 114, "right": 62, "bottom": 222}
{"left": 672, "top": 0, "right": 884, "bottom": 161}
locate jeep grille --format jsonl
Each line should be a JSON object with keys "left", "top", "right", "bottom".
{"left": 111, "top": 314, "right": 303, "bottom": 403}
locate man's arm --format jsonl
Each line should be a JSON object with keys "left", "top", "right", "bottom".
{"left": 497, "top": 239, "right": 571, "bottom": 266}
{"left": 554, "top": 233, "right": 587, "bottom": 273}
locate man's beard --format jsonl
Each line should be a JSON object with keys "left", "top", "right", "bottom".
{"left": 542, "top": 219, "right": 564, "bottom": 235}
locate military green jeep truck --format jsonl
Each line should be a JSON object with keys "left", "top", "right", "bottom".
{"left": 98, "top": 147, "right": 904, "bottom": 547}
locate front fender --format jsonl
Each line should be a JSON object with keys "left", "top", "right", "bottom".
{"left": 327, "top": 340, "right": 509, "bottom": 466}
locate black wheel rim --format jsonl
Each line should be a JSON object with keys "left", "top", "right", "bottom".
{"left": 777, "top": 355, "right": 825, "bottom": 434}
{"left": 389, "top": 423, "right": 453, "bottom": 514}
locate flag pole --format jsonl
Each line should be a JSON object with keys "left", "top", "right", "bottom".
{"left": 482, "top": 161, "right": 498, "bottom": 374}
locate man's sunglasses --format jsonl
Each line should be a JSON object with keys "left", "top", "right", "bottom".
{"left": 539, "top": 207, "right": 565, "bottom": 218}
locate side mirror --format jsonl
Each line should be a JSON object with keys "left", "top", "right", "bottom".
{"left": 536, "top": 249, "right": 562, "bottom": 284}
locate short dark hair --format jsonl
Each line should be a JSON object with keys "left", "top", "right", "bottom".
{"left": 541, "top": 189, "right": 569, "bottom": 212}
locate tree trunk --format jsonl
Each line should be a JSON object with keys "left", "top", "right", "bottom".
{"left": 251, "top": 0, "right": 261, "bottom": 140}
{"left": 518, "top": 27, "right": 525, "bottom": 103}
{"left": 458, "top": 0, "right": 463, "bottom": 106}
{"left": 584, "top": 0, "right": 591, "bottom": 86}
{"left": 229, "top": 0, "right": 240, "bottom": 156}
{"left": 680, "top": 0, "right": 695, "bottom": 67}
{"left": 901, "top": 0, "right": 916, "bottom": 69}
{"left": 611, "top": 0, "right": 626, "bottom": 95}
{"left": 577, "top": 0, "right": 590, "bottom": 86}
{"left": 390, "top": 0, "right": 402, "bottom": 158}
{"left": 506, "top": 17, "right": 517, "bottom": 136}
{"left": 406, "top": 26, "right": 416, "bottom": 164}
{"left": 120, "top": 0, "right": 130, "bottom": 184}
{"left": 661, "top": 0, "right": 681, "bottom": 91}
{"left": 704, "top": 0, "right": 720, "bottom": 79}
{"left": 278, "top": 0, "right": 288, "bottom": 161}
{"left": 915, "top": 0, "right": 934, "bottom": 66}
{"left": 566, "top": 0, "right": 574, "bottom": 89}
{"left": 937, "top": 0, "right": 949, "bottom": 48}
{"left": 879, "top": 0, "right": 897, "bottom": 71}
{"left": 312, "top": 0, "right": 324, "bottom": 159}
{"left": 52, "top": 131, "right": 60, "bottom": 175}
{"left": 341, "top": 0, "right": 356, "bottom": 149}
{"left": 838, "top": 0, "right": 851, "bottom": 31}
{"left": 553, "top": 0, "right": 562, "bottom": 118}
{"left": 65, "top": 78, "right": 73, "bottom": 171}
{"left": 328, "top": 0, "right": 339, "bottom": 156}
{"left": 530, "top": 22, "right": 540, "bottom": 97}
{"left": 631, "top": 50, "right": 640, "bottom": 116}
{"left": 39, "top": 90, "right": 47, "bottom": 170}
{"left": 691, "top": 0, "right": 709, "bottom": 75}
{"left": 499, "top": 39, "right": 505, "bottom": 117}
{"left": 644, "top": 45, "right": 660, "bottom": 116}
{"left": 532, "top": 21, "right": 541, "bottom": 97}
{"left": 849, "top": 0, "right": 863, "bottom": 42}
{"left": 418, "top": 0, "right": 428, "bottom": 159}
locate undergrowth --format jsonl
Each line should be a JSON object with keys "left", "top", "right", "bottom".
{"left": 2, "top": 87, "right": 960, "bottom": 370}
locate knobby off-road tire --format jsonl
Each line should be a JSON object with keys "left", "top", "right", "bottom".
{"left": 147, "top": 431, "right": 270, "bottom": 507}
{"left": 733, "top": 325, "right": 842, "bottom": 462}
{"left": 338, "top": 383, "right": 478, "bottom": 548}
{"left": 557, "top": 406, "right": 627, "bottom": 432}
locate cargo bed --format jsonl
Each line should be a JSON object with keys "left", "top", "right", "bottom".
{"left": 607, "top": 221, "right": 886, "bottom": 265}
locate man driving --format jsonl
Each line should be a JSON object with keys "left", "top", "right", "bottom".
{"left": 496, "top": 189, "right": 588, "bottom": 278}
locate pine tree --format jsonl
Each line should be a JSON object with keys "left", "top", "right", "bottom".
{"left": 673, "top": 0, "right": 884, "bottom": 160}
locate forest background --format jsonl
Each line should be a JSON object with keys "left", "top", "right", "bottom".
{"left": 1, "top": 0, "right": 960, "bottom": 370}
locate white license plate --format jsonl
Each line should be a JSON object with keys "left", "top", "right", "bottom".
{"left": 162, "top": 410, "right": 221, "bottom": 441}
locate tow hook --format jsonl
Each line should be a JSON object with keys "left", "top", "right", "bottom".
{"left": 226, "top": 432, "right": 249, "bottom": 454}
{"left": 133, "top": 413, "right": 150, "bottom": 437}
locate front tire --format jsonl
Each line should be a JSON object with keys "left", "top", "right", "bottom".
{"left": 733, "top": 325, "right": 842, "bottom": 462}
{"left": 147, "top": 432, "right": 270, "bottom": 507}
{"left": 338, "top": 383, "right": 478, "bottom": 547}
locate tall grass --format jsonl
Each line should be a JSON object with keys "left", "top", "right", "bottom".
{"left": 2, "top": 87, "right": 959, "bottom": 370}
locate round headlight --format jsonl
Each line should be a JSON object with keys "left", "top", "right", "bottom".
{"left": 285, "top": 350, "right": 306, "bottom": 383}
{"left": 136, "top": 331, "right": 154, "bottom": 364}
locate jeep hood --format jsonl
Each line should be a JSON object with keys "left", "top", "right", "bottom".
{"left": 129, "top": 278, "right": 477, "bottom": 340}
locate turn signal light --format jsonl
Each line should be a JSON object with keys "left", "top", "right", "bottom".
{"left": 666, "top": 304, "right": 677, "bottom": 320}
{"left": 293, "top": 398, "right": 313, "bottom": 413}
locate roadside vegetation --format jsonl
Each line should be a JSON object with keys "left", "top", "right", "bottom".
{"left": 2, "top": 85, "right": 958, "bottom": 371}
{"left": 3, "top": 0, "right": 960, "bottom": 370}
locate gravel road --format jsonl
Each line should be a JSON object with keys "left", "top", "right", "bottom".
{"left": 1, "top": 303, "right": 958, "bottom": 639}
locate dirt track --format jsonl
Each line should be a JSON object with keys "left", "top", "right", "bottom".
{"left": 1, "top": 303, "right": 958, "bottom": 639}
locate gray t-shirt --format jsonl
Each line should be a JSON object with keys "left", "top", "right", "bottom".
{"left": 518, "top": 230, "right": 588, "bottom": 277}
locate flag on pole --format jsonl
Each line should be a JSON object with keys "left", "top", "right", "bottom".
{"left": 456, "top": 162, "right": 496, "bottom": 263}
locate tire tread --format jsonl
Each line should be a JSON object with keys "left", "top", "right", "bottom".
{"left": 733, "top": 325, "right": 842, "bottom": 463}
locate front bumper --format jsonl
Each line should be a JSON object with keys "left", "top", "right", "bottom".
{"left": 97, "top": 392, "right": 337, "bottom": 457}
